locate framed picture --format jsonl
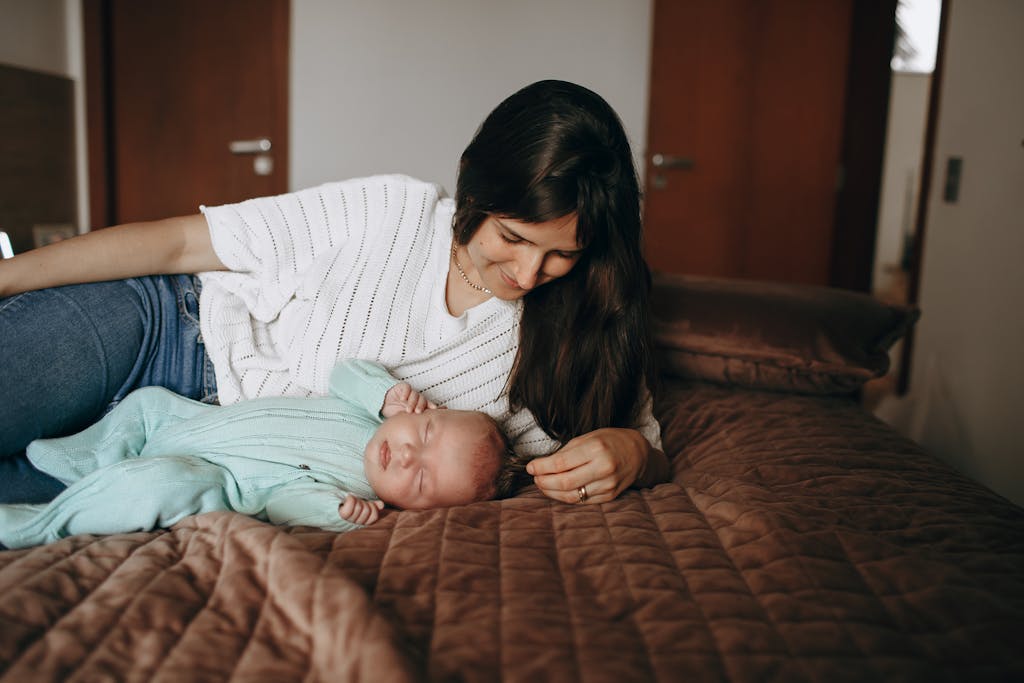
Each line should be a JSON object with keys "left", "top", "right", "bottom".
{"left": 32, "top": 223, "right": 77, "bottom": 248}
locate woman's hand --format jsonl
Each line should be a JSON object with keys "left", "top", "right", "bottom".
{"left": 526, "top": 428, "right": 669, "bottom": 505}
{"left": 338, "top": 494, "right": 385, "bottom": 525}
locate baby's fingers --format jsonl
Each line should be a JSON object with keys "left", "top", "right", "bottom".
{"left": 339, "top": 494, "right": 359, "bottom": 520}
{"left": 338, "top": 495, "right": 371, "bottom": 524}
{"left": 356, "top": 506, "right": 373, "bottom": 524}
{"left": 366, "top": 500, "right": 385, "bottom": 523}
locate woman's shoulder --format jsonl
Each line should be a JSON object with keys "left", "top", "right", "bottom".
{"left": 204, "top": 175, "right": 449, "bottom": 215}
{"left": 315, "top": 173, "right": 446, "bottom": 198}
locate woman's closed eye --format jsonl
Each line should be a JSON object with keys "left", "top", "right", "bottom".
{"left": 501, "top": 232, "right": 579, "bottom": 261}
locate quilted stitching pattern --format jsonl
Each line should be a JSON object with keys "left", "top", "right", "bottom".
{"left": 321, "top": 382, "right": 1024, "bottom": 681}
{"left": 2, "top": 380, "right": 1022, "bottom": 681}
{"left": 0, "top": 515, "right": 415, "bottom": 682}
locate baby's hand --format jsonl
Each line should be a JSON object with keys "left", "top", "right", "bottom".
{"left": 381, "top": 382, "right": 437, "bottom": 417}
{"left": 338, "top": 494, "right": 385, "bottom": 526}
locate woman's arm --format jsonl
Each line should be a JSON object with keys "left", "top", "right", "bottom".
{"left": 0, "top": 214, "right": 225, "bottom": 297}
{"left": 527, "top": 427, "right": 670, "bottom": 505}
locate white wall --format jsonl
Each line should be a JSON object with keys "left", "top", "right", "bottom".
{"left": 0, "top": 0, "right": 68, "bottom": 75}
{"left": 289, "top": 0, "right": 653, "bottom": 196}
{"left": 0, "top": 0, "right": 90, "bottom": 233}
{"left": 873, "top": 72, "right": 930, "bottom": 295}
{"left": 877, "top": 0, "right": 1024, "bottom": 505}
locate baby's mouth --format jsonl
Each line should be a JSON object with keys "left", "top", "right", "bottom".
{"left": 380, "top": 441, "right": 391, "bottom": 470}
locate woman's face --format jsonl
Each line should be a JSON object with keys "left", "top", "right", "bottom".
{"left": 463, "top": 214, "right": 583, "bottom": 300}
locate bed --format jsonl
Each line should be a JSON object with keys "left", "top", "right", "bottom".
{"left": 2, "top": 274, "right": 1022, "bottom": 682}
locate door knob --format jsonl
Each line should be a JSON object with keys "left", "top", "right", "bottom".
{"left": 651, "top": 153, "right": 695, "bottom": 170}
{"left": 229, "top": 139, "right": 274, "bottom": 176}
{"left": 228, "top": 138, "right": 272, "bottom": 154}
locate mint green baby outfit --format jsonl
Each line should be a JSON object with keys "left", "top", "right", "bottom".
{"left": 0, "top": 360, "right": 398, "bottom": 548}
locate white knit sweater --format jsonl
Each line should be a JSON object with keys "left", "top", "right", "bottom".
{"left": 199, "top": 175, "right": 660, "bottom": 457}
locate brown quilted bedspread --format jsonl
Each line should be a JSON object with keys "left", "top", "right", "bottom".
{"left": 2, "top": 381, "right": 1023, "bottom": 682}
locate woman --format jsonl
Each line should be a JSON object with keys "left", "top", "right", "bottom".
{"left": 0, "top": 80, "right": 668, "bottom": 505}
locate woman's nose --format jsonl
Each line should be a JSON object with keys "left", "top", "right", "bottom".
{"left": 515, "top": 251, "right": 544, "bottom": 290}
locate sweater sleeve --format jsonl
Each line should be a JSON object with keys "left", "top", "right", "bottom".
{"left": 635, "top": 386, "right": 664, "bottom": 451}
{"left": 199, "top": 181, "right": 358, "bottom": 321}
{"left": 506, "top": 383, "right": 663, "bottom": 458}
{"left": 263, "top": 479, "right": 364, "bottom": 533}
{"left": 327, "top": 360, "right": 399, "bottom": 418}
{"left": 201, "top": 182, "right": 357, "bottom": 275}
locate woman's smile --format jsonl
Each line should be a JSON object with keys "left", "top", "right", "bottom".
{"left": 498, "top": 267, "right": 520, "bottom": 290}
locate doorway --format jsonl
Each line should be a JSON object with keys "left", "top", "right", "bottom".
{"left": 871, "top": 0, "right": 943, "bottom": 309}
{"left": 863, "top": 0, "right": 945, "bottom": 407}
{"left": 643, "top": 0, "right": 898, "bottom": 290}
{"left": 643, "top": 0, "right": 853, "bottom": 286}
{"left": 83, "top": 0, "right": 289, "bottom": 229}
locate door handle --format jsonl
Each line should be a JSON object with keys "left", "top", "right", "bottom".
{"left": 229, "top": 138, "right": 272, "bottom": 154}
{"left": 651, "top": 153, "right": 695, "bottom": 170}
{"left": 229, "top": 138, "right": 274, "bottom": 176}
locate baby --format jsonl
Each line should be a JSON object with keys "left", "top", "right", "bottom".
{"left": 0, "top": 360, "right": 518, "bottom": 549}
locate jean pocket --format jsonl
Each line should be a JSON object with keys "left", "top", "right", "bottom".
{"left": 0, "top": 291, "right": 27, "bottom": 313}
{"left": 174, "top": 275, "right": 203, "bottom": 328}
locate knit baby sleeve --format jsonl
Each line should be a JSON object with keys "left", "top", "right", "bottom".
{"left": 199, "top": 182, "right": 355, "bottom": 320}
{"left": 263, "top": 480, "right": 364, "bottom": 533}
{"left": 328, "top": 360, "right": 399, "bottom": 419}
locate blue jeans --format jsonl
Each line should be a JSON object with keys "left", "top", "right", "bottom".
{"left": 0, "top": 275, "right": 217, "bottom": 503}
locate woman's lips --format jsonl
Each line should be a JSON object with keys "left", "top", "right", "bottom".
{"left": 380, "top": 441, "right": 391, "bottom": 469}
{"left": 498, "top": 268, "right": 519, "bottom": 289}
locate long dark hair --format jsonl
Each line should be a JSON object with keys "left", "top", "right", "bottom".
{"left": 453, "top": 80, "right": 655, "bottom": 446}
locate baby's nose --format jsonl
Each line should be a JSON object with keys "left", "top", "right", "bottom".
{"left": 397, "top": 444, "right": 415, "bottom": 467}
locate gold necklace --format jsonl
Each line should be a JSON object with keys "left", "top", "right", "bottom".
{"left": 451, "top": 244, "right": 492, "bottom": 295}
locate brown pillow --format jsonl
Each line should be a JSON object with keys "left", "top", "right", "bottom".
{"left": 650, "top": 272, "right": 919, "bottom": 395}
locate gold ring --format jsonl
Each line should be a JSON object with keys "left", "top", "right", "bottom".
{"left": 577, "top": 485, "right": 588, "bottom": 504}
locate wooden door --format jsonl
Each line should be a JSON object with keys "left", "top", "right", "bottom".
{"left": 644, "top": 0, "right": 853, "bottom": 286}
{"left": 84, "top": 0, "right": 289, "bottom": 227}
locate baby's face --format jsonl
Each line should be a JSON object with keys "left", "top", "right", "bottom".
{"left": 364, "top": 409, "right": 496, "bottom": 510}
